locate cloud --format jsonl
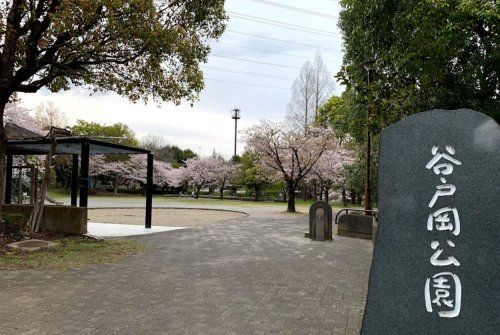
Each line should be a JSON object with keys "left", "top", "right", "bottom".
{"left": 19, "top": 89, "right": 261, "bottom": 159}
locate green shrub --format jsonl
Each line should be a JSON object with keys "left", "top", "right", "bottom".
{"left": 1, "top": 213, "right": 27, "bottom": 240}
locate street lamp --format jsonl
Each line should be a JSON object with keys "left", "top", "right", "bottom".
{"left": 360, "top": 59, "right": 374, "bottom": 211}
{"left": 231, "top": 107, "right": 241, "bottom": 158}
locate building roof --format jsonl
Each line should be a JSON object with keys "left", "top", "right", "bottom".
{"left": 5, "top": 122, "right": 45, "bottom": 141}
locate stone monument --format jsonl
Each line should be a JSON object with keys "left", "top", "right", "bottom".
{"left": 308, "top": 201, "right": 332, "bottom": 241}
{"left": 337, "top": 212, "right": 375, "bottom": 239}
{"left": 361, "top": 109, "right": 499, "bottom": 334}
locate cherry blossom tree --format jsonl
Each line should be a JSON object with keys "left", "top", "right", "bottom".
{"left": 307, "top": 144, "right": 355, "bottom": 202}
{"left": 211, "top": 156, "right": 237, "bottom": 199}
{"left": 164, "top": 166, "right": 186, "bottom": 189}
{"left": 88, "top": 156, "right": 130, "bottom": 194}
{"left": 89, "top": 154, "right": 172, "bottom": 193}
{"left": 244, "top": 120, "right": 335, "bottom": 212}
{"left": 183, "top": 156, "right": 218, "bottom": 199}
{"left": 3, "top": 101, "right": 44, "bottom": 135}
{"left": 128, "top": 155, "right": 172, "bottom": 189}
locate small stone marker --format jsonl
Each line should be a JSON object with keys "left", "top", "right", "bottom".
{"left": 308, "top": 201, "right": 332, "bottom": 241}
{"left": 361, "top": 109, "right": 500, "bottom": 334}
{"left": 7, "top": 239, "right": 58, "bottom": 252}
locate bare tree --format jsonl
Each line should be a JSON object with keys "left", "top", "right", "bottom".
{"left": 286, "top": 52, "right": 334, "bottom": 131}
{"left": 35, "top": 101, "right": 69, "bottom": 130}
{"left": 141, "top": 134, "right": 168, "bottom": 151}
{"left": 312, "top": 51, "right": 334, "bottom": 119}
{"left": 286, "top": 61, "right": 315, "bottom": 131}
{"left": 141, "top": 134, "right": 176, "bottom": 162}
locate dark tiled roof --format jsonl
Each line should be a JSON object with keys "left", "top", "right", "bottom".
{"left": 5, "top": 122, "right": 46, "bottom": 140}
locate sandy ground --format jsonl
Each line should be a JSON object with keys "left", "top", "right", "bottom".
{"left": 88, "top": 208, "right": 247, "bottom": 228}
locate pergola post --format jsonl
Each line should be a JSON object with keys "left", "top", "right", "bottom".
{"left": 71, "top": 154, "right": 79, "bottom": 206}
{"left": 79, "top": 141, "right": 90, "bottom": 207}
{"left": 5, "top": 155, "right": 13, "bottom": 204}
{"left": 145, "top": 153, "right": 153, "bottom": 228}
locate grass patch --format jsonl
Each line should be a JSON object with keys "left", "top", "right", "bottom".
{"left": 0, "top": 237, "right": 144, "bottom": 271}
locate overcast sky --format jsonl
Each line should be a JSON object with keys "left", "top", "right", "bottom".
{"left": 19, "top": 0, "right": 344, "bottom": 158}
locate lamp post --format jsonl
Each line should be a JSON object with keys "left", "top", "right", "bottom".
{"left": 360, "top": 60, "right": 374, "bottom": 211}
{"left": 231, "top": 107, "right": 241, "bottom": 158}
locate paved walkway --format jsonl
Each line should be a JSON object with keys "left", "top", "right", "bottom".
{"left": 0, "top": 214, "right": 373, "bottom": 335}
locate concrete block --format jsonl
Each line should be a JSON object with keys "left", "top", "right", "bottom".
{"left": 2, "top": 204, "right": 87, "bottom": 234}
{"left": 337, "top": 214, "right": 374, "bottom": 240}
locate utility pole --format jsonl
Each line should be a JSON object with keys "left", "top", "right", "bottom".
{"left": 231, "top": 107, "right": 241, "bottom": 158}
{"left": 360, "top": 60, "right": 374, "bottom": 212}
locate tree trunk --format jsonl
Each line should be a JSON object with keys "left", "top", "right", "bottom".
{"left": 253, "top": 185, "right": 258, "bottom": 202}
{"left": 114, "top": 178, "right": 119, "bottom": 194}
{"left": 65, "top": 169, "right": 71, "bottom": 190}
{"left": 350, "top": 190, "right": 356, "bottom": 204}
{"left": 0, "top": 100, "right": 8, "bottom": 221}
{"left": 195, "top": 185, "right": 201, "bottom": 199}
{"left": 219, "top": 183, "right": 224, "bottom": 200}
{"left": 301, "top": 187, "right": 307, "bottom": 201}
{"left": 27, "top": 133, "right": 56, "bottom": 232}
{"left": 342, "top": 188, "right": 347, "bottom": 207}
{"left": 325, "top": 187, "right": 329, "bottom": 202}
{"left": 208, "top": 185, "right": 216, "bottom": 196}
{"left": 286, "top": 181, "right": 296, "bottom": 212}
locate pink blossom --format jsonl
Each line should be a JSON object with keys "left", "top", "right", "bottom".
{"left": 4, "top": 102, "right": 45, "bottom": 135}
{"left": 307, "top": 144, "right": 355, "bottom": 188}
{"left": 244, "top": 120, "right": 337, "bottom": 211}
{"left": 244, "top": 121, "right": 335, "bottom": 186}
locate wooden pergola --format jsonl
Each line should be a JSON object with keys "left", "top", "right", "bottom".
{"left": 5, "top": 128, "right": 154, "bottom": 228}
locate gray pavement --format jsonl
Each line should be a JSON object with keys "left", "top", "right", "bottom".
{"left": 0, "top": 213, "right": 373, "bottom": 334}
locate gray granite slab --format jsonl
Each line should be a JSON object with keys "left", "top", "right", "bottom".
{"left": 361, "top": 109, "right": 500, "bottom": 334}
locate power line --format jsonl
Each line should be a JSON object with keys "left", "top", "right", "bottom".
{"left": 229, "top": 12, "right": 340, "bottom": 38}
{"left": 205, "top": 77, "right": 289, "bottom": 90}
{"left": 210, "top": 54, "right": 301, "bottom": 69}
{"left": 226, "top": 30, "right": 341, "bottom": 52}
{"left": 228, "top": 11, "right": 342, "bottom": 38}
{"left": 218, "top": 42, "right": 337, "bottom": 63}
{"left": 246, "top": 0, "right": 338, "bottom": 20}
{"left": 203, "top": 65, "right": 294, "bottom": 80}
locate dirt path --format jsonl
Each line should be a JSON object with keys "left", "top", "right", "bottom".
{"left": 88, "top": 208, "right": 247, "bottom": 228}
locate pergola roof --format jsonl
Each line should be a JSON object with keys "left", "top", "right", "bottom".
{"left": 7, "top": 137, "right": 150, "bottom": 155}
{"left": 5, "top": 123, "right": 149, "bottom": 155}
